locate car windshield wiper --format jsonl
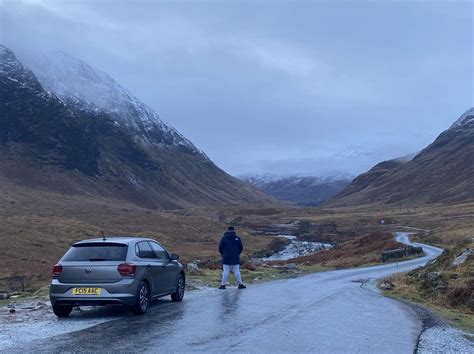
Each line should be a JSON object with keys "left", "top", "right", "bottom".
{"left": 88, "top": 258, "right": 111, "bottom": 261}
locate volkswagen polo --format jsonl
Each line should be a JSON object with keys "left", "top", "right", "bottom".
{"left": 50, "top": 237, "right": 185, "bottom": 317}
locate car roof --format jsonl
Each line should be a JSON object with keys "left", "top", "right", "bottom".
{"left": 73, "top": 237, "right": 156, "bottom": 246}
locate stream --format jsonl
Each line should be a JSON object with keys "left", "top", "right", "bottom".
{"left": 261, "top": 234, "right": 332, "bottom": 261}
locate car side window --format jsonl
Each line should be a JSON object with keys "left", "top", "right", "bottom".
{"left": 149, "top": 242, "right": 169, "bottom": 262}
{"left": 136, "top": 241, "right": 156, "bottom": 259}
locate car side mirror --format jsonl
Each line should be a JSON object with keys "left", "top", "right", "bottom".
{"left": 170, "top": 254, "right": 179, "bottom": 261}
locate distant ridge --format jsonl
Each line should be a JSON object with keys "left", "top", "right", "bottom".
{"left": 327, "top": 108, "right": 474, "bottom": 206}
{"left": 242, "top": 174, "right": 352, "bottom": 206}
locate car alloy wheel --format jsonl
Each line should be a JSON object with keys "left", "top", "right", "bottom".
{"left": 177, "top": 276, "right": 185, "bottom": 299}
{"left": 133, "top": 281, "right": 150, "bottom": 315}
{"left": 171, "top": 274, "right": 185, "bottom": 302}
{"left": 139, "top": 283, "right": 149, "bottom": 312}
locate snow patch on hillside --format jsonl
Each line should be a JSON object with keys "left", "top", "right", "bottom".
{"left": 24, "top": 51, "right": 204, "bottom": 155}
{"left": 241, "top": 173, "right": 353, "bottom": 187}
{"left": 450, "top": 107, "right": 474, "bottom": 129}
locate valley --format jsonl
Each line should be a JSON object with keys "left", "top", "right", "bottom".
{"left": 0, "top": 1, "right": 472, "bottom": 352}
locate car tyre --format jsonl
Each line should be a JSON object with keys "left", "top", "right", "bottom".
{"left": 52, "top": 304, "right": 73, "bottom": 318}
{"left": 171, "top": 274, "right": 185, "bottom": 302}
{"left": 132, "top": 281, "right": 150, "bottom": 315}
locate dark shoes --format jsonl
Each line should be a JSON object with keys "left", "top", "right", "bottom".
{"left": 219, "top": 284, "right": 246, "bottom": 289}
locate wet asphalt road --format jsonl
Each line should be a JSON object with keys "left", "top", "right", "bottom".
{"left": 15, "top": 232, "right": 443, "bottom": 353}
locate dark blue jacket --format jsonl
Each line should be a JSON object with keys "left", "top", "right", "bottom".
{"left": 218, "top": 231, "right": 243, "bottom": 265}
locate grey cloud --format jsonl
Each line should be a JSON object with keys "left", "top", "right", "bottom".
{"left": 1, "top": 0, "right": 472, "bottom": 177}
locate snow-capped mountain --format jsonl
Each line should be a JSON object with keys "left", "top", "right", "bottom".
{"left": 241, "top": 174, "right": 352, "bottom": 206}
{"left": 25, "top": 51, "right": 202, "bottom": 154}
{"left": 0, "top": 44, "right": 277, "bottom": 209}
{"left": 450, "top": 107, "right": 474, "bottom": 130}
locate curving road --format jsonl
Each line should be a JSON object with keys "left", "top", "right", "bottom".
{"left": 13, "top": 232, "right": 443, "bottom": 353}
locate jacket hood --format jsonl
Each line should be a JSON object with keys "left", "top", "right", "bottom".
{"left": 224, "top": 231, "right": 236, "bottom": 238}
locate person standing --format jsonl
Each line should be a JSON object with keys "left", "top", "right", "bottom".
{"left": 218, "top": 226, "right": 246, "bottom": 289}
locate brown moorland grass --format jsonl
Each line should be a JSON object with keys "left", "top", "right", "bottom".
{"left": 383, "top": 237, "right": 473, "bottom": 316}
{"left": 2, "top": 178, "right": 474, "bottom": 317}
{"left": 0, "top": 184, "right": 274, "bottom": 292}
{"left": 291, "top": 231, "right": 401, "bottom": 268}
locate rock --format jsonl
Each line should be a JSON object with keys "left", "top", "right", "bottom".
{"left": 0, "top": 292, "right": 9, "bottom": 300}
{"left": 9, "top": 308, "right": 15, "bottom": 314}
{"left": 424, "top": 272, "right": 448, "bottom": 292}
{"left": 251, "top": 259, "right": 264, "bottom": 266}
{"left": 380, "top": 281, "right": 395, "bottom": 290}
{"left": 426, "top": 272, "right": 442, "bottom": 282}
{"left": 186, "top": 263, "right": 200, "bottom": 273}
{"left": 284, "top": 263, "right": 298, "bottom": 270}
{"left": 435, "top": 283, "right": 448, "bottom": 292}
{"left": 242, "top": 263, "right": 256, "bottom": 271}
{"left": 452, "top": 248, "right": 472, "bottom": 267}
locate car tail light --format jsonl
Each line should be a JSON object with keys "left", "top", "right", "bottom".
{"left": 118, "top": 263, "right": 136, "bottom": 276}
{"left": 52, "top": 264, "right": 62, "bottom": 277}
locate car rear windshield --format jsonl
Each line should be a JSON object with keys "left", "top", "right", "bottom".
{"left": 62, "top": 243, "right": 128, "bottom": 262}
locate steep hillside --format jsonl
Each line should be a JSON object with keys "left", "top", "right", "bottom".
{"left": 328, "top": 108, "right": 474, "bottom": 207}
{"left": 0, "top": 45, "right": 276, "bottom": 209}
{"left": 26, "top": 51, "right": 201, "bottom": 153}
{"left": 243, "top": 174, "right": 351, "bottom": 206}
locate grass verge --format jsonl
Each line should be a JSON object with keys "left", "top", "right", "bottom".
{"left": 382, "top": 282, "right": 474, "bottom": 334}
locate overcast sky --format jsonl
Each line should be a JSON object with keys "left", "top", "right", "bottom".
{"left": 1, "top": 0, "right": 472, "bottom": 177}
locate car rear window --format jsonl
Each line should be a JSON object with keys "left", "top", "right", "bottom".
{"left": 62, "top": 243, "right": 128, "bottom": 262}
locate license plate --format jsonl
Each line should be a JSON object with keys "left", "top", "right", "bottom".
{"left": 72, "top": 287, "right": 102, "bottom": 295}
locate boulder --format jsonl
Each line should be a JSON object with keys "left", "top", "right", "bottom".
{"left": 452, "top": 248, "right": 472, "bottom": 267}
{"left": 186, "top": 263, "right": 200, "bottom": 273}
{"left": 241, "top": 263, "right": 256, "bottom": 271}
{"left": 434, "top": 283, "right": 448, "bottom": 292}
{"left": 423, "top": 272, "right": 448, "bottom": 292}
{"left": 284, "top": 263, "right": 298, "bottom": 270}
{"left": 426, "top": 272, "right": 442, "bottom": 282}
{"left": 380, "top": 281, "right": 395, "bottom": 290}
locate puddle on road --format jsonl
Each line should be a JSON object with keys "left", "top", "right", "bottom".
{"left": 0, "top": 288, "right": 211, "bottom": 349}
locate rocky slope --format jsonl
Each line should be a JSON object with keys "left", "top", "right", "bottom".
{"left": 0, "top": 45, "right": 276, "bottom": 209}
{"left": 327, "top": 108, "right": 474, "bottom": 206}
{"left": 26, "top": 51, "right": 201, "bottom": 153}
{"left": 243, "top": 174, "right": 351, "bottom": 206}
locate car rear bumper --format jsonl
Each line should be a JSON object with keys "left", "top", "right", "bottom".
{"left": 50, "top": 278, "right": 139, "bottom": 307}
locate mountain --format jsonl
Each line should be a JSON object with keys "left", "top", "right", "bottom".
{"left": 242, "top": 174, "right": 352, "bottom": 206}
{"left": 26, "top": 51, "right": 200, "bottom": 153}
{"left": 327, "top": 108, "right": 474, "bottom": 207}
{"left": 0, "top": 45, "right": 276, "bottom": 209}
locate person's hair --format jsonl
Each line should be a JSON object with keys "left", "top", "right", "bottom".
{"left": 227, "top": 226, "right": 235, "bottom": 231}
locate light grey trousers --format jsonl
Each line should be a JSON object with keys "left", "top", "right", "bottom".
{"left": 221, "top": 264, "right": 243, "bottom": 285}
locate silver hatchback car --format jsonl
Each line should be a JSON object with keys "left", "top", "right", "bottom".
{"left": 50, "top": 237, "right": 185, "bottom": 317}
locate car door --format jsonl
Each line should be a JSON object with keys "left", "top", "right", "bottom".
{"left": 149, "top": 241, "right": 179, "bottom": 294}
{"left": 135, "top": 241, "right": 166, "bottom": 296}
